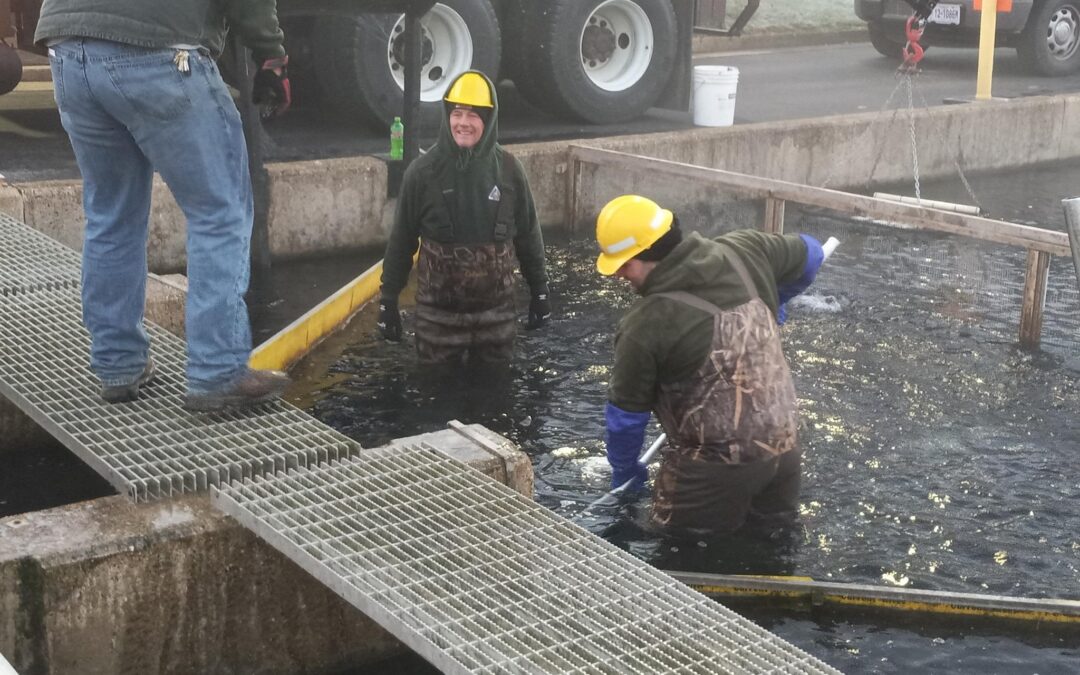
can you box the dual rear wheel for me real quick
[306,0,678,131]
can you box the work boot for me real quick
[100,358,157,404]
[183,368,290,412]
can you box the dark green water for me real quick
[311,161,1080,673]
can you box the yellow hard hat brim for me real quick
[597,250,634,276]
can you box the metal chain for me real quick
[912,79,985,213]
[825,63,982,216]
[822,76,907,191]
[904,72,921,202]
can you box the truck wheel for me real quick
[313,0,501,132]
[1017,0,1080,76]
[0,42,24,96]
[867,21,908,60]
[513,0,677,123]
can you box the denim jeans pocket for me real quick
[48,54,65,109]
[104,51,193,121]
[191,51,239,116]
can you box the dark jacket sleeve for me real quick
[509,155,549,293]
[763,232,809,286]
[379,166,423,300]
[608,315,661,413]
[224,0,286,58]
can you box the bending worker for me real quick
[597,195,824,535]
[378,70,551,363]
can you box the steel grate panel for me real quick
[0,284,360,502]
[0,212,83,294]
[214,444,841,675]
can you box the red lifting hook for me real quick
[901,15,925,70]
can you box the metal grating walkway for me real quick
[0,212,83,295]
[0,213,359,501]
[6,211,841,672]
[214,443,841,675]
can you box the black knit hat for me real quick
[634,216,683,262]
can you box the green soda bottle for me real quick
[390,116,404,160]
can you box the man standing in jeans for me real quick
[35,0,292,411]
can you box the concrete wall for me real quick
[3,93,1080,269]
[0,425,534,675]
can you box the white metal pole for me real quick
[1060,197,1080,293]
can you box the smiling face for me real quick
[449,106,485,149]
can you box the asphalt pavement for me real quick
[699,41,1080,123]
[4,39,1080,183]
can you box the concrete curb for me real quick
[0,425,534,674]
[693,28,867,55]
[6,92,1080,269]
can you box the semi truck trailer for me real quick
[1,0,727,129]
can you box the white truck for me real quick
[855,0,1080,76]
[2,0,724,128]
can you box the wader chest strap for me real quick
[421,165,457,241]
[718,242,759,301]
[493,150,518,242]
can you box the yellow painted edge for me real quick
[687,584,1080,625]
[249,260,384,371]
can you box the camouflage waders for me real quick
[414,239,517,364]
[651,245,800,535]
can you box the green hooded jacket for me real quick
[608,230,808,412]
[34,0,285,59]
[380,71,548,300]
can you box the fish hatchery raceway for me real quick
[3,1,1080,674]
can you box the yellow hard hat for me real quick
[595,195,673,275]
[444,72,494,108]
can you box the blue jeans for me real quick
[49,39,253,392]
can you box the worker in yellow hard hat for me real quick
[596,194,826,536]
[378,70,550,364]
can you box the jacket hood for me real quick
[434,70,499,171]
[641,232,729,296]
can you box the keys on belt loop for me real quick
[173,50,191,75]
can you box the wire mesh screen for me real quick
[571,158,1080,359]
[787,208,1080,359]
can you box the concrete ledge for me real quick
[0,425,533,674]
[145,273,188,338]
[0,403,53,452]
[692,28,866,54]
[4,94,1080,270]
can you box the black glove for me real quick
[526,287,551,330]
[377,297,403,342]
[253,55,291,119]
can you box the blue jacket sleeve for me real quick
[605,401,651,490]
[777,234,824,325]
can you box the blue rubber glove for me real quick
[777,234,824,325]
[605,401,650,491]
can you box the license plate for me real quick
[928,4,962,25]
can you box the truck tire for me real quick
[313,0,501,132]
[1017,0,1080,76]
[511,0,677,124]
[0,42,24,96]
[867,21,908,61]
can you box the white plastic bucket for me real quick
[692,65,738,127]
